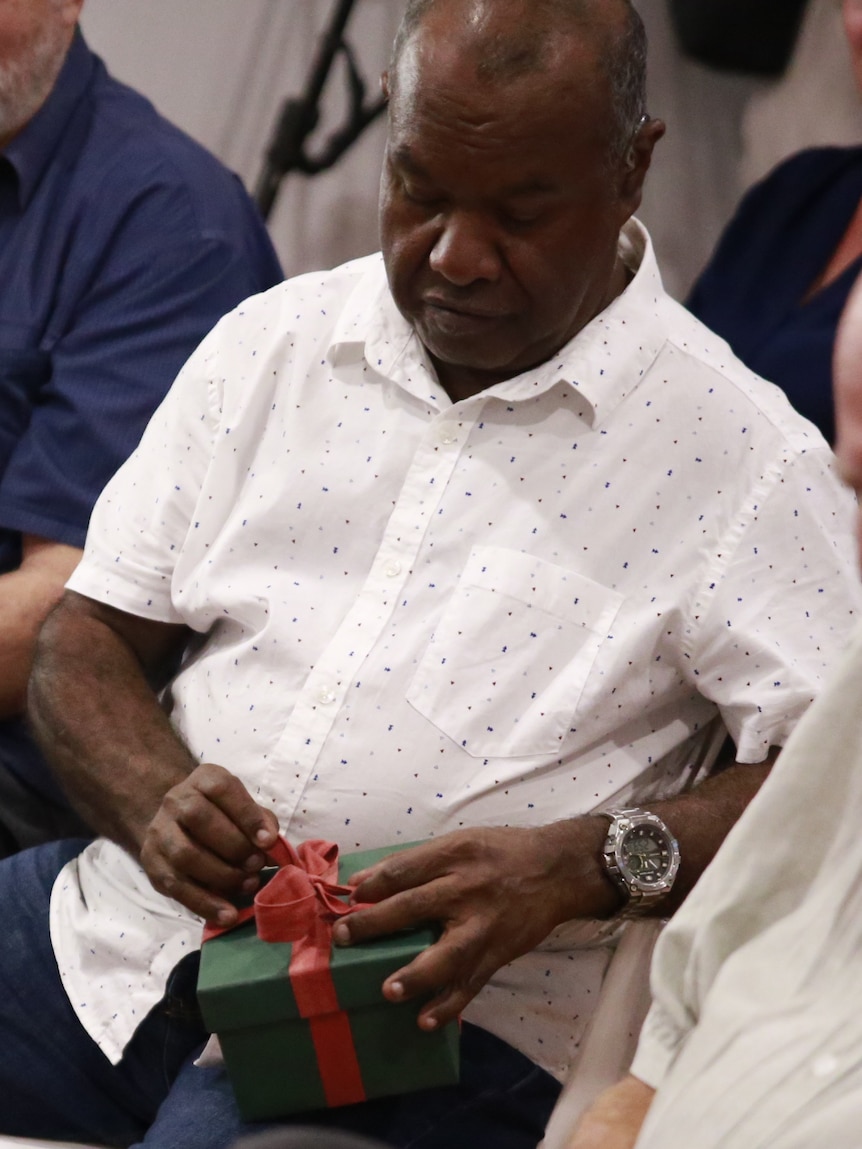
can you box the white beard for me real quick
[0,16,72,147]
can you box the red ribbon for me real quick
[204,836,369,1108]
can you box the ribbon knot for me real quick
[254,836,357,947]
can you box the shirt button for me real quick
[384,560,402,578]
[439,429,457,445]
[317,686,337,705]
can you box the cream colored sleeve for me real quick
[630,622,862,1089]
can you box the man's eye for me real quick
[502,207,543,227]
[400,178,439,206]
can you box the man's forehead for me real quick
[389,24,605,125]
[388,140,562,201]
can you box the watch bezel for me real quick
[614,815,680,895]
[601,808,681,910]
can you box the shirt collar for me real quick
[330,219,668,422]
[3,28,95,210]
[330,256,450,409]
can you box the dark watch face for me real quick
[621,825,673,884]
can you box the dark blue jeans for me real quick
[0,841,561,1148]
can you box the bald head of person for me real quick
[378,0,664,401]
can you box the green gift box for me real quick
[197,840,460,1121]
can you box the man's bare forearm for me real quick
[28,591,195,856]
[547,754,776,923]
[644,754,776,912]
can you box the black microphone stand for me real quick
[254,0,388,221]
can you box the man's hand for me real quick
[140,762,279,925]
[332,821,617,1030]
[566,1075,655,1149]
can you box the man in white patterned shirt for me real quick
[3,0,860,1146]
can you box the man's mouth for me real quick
[420,296,510,339]
[423,294,506,321]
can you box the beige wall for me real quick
[80,0,861,299]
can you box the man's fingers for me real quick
[380,938,493,1027]
[142,829,249,924]
[384,966,476,1028]
[337,880,447,945]
[184,763,279,851]
[141,809,271,925]
[414,986,475,1030]
[160,787,266,869]
[145,860,240,925]
[348,838,458,901]
[147,814,257,890]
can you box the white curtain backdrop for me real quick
[79,0,862,298]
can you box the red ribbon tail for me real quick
[309,1011,367,1107]
[289,885,367,1109]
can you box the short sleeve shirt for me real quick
[55,221,862,1078]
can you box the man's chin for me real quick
[417,324,522,385]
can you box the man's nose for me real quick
[428,212,502,286]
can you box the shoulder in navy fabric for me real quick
[0,29,283,571]
[686,146,862,444]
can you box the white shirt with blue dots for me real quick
[55,220,862,1081]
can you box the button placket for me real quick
[266,405,480,823]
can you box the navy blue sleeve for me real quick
[685,148,862,444]
[0,174,283,549]
[686,150,829,322]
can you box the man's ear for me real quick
[380,71,391,101]
[618,116,665,214]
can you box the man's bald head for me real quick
[389,0,647,164]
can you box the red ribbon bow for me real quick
[204,836,369,1108]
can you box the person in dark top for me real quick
[686,0,862,446]
[0,0,283,855]
[686,147,862,445]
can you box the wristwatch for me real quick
[599,807,680,916]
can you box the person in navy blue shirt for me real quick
[686,0,862,447]
[0,0,283,855]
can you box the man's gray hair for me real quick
[390,0,648,162]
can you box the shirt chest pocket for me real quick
[406,545,624,758]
